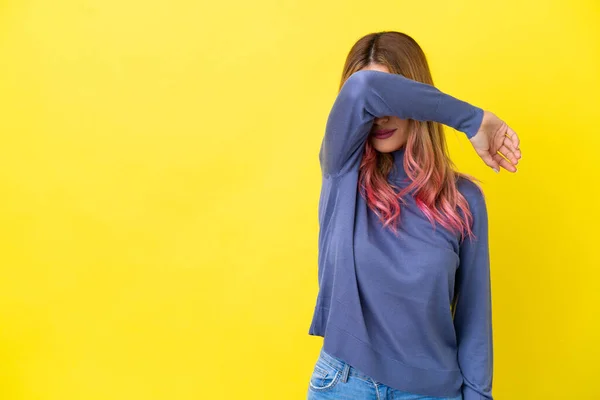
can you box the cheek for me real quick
[393,124,409,140]
[397,119,410,133]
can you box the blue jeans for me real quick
[307,348,462,400]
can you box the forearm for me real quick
[358,70,484,137]
[320,70,483,176]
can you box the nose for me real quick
[374,116,389,124]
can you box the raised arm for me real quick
[319,69,484,176]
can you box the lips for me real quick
[372,128,396,139]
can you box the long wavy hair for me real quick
[339,31,481,242]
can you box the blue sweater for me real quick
[308,70,493,400]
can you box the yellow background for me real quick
[1,0,598,398]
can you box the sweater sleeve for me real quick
[319,69,484,176]
[453,190,494,400]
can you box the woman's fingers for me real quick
[478,149,501,172]
[504,136,521,158]
[503,127,522,160]
[492,124,521,173]
[505,126,520,150]
[497,144,519,165]
[469,113,521,173]
[492,153,517,172]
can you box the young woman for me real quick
[306,31,521,400]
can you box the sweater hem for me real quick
[323,322,463,398]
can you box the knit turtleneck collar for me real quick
[388,145,409,184]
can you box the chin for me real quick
[372,141,404,153]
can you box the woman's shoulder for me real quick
[455,174,489,238]
[455,174,487,211]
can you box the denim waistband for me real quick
[319,347,375,383]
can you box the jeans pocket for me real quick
[309,356,341,392]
